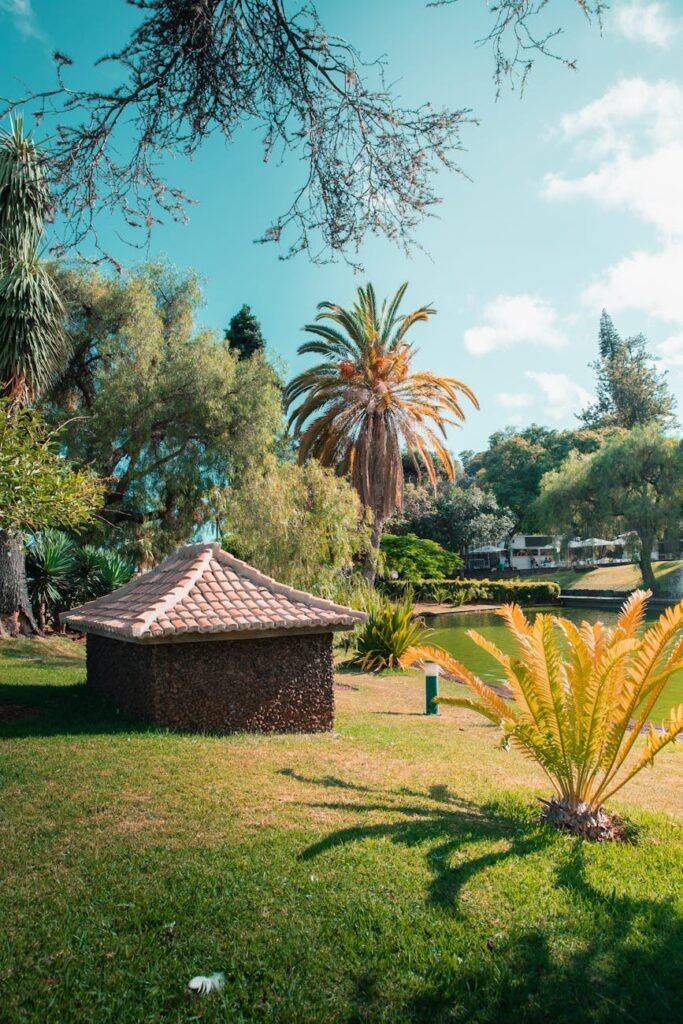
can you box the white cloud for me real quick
[582,243,683,323]
[545,79,683,240]
[544,144,683,238]
[554,78,683,155]
[497,391,533,409]
[546,79,683,337]
[612,1,681,48]
[463,294,568,355]
[0,0,40,38]
[525,371,593,423]
[656,333,683,367]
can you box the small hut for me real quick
[62,543,367,735]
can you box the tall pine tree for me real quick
[598,309,620,360]
[225,305,266,360]
[580,311,677,429]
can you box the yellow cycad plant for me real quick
[403,591,683,839]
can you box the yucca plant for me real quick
[26,530,78,631]
[71,545,135,605]
[90,548,136,594]
[404,591,683,840]
[350,591,437,671]
[26,534,135,628]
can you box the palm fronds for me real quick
[285,283,479,526]
[403,592,683,824]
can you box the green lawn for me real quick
[2,637,683,1023]
[530,559,683,595]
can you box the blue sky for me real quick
[1,0,682,453]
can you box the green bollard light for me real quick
[425,661,440,715]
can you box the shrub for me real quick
[349,591,437,672]
[379,533,462,581]
[26,532,135,629]
[26,530,78,631]
[379,578,560,605]
[404,591,683,840]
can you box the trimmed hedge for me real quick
[379,578,561,606]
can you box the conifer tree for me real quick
[225,305,266,361]
[580,312,676,429]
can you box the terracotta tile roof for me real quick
[61,543,367,642]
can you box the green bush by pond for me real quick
[380,577,561,605]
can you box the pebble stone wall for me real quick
[86,631,335,734]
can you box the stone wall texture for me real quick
[86,632,335,734]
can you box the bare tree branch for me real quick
[0,0,605,264]
[429,0,607,95]
[2,0,474,266]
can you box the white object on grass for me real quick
[188,972,225,994]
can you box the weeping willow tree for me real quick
[0,117,70,635]
[284,283,478,581]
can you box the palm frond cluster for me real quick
[0,116,66,405]
[285,283,478,525]
[404,591,683,833]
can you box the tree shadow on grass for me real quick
[0,681,156,739]
[282,770,552,911]
[408,841,683,1023]
[285,773,683,1022]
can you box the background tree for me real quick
[47,262,283,565]
[465,425,607,529]
[284,282,478,581]
[0,117,71,633]
[225,305,266,361]
[390,482,515,568]
[2,0,604,262]
[597,308,620,360]
[535,426,683,590]
[219,455,365,594]
[0,404,103,635]
[379,533,461,582]
[580,312,677,429]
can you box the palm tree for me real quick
[0,116,68,635]
[284,283,478,580]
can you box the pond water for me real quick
[426,606,683,724]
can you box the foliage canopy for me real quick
[465,426,609,529]
[391,482,515,560]
[579,311,677,430]
[0,402,103,535]
[47,262,283,564]
[220,455,365,594]
[380,533,461,582]
[225,305,266,361]
[535,425,683,590]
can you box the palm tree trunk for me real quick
[0,530,39,636]
[362,514,386,585]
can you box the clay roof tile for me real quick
[61,543,367,642]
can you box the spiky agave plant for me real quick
[404,591,683,839]
[26,530,77,631]
[350,591,437,672]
